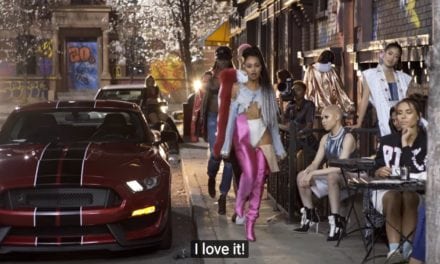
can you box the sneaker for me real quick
[386,250,405,264]
[231,213,245,225]
[218,194,226,215]
[208,177,216,198]
[402,248,412,260]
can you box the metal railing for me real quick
[267,121,379,223]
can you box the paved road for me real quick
[0,155,198,264]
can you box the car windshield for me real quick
[0,109,153,145]
[96,89,143,104]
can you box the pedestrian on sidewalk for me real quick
[144,75,182,153]
[213,43,251,218]
[294,105,358,241]
[200,46,234,215]
[220,46,286,241]
[190,71,211,142]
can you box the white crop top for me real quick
[235,83,264,114]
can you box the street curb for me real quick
[180,144,220,241]
[179,153,199,233]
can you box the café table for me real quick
[346,176,425,263]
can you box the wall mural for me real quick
[67,41,99,90]
[400,0,421,28]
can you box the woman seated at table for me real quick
[372,98,427,263]
[294,105,357,241]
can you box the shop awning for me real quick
[203,21,230,46]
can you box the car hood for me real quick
[0,142,165,187]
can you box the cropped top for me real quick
[234,83,264,113]
[221,83,286,159]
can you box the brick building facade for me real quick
[228,0,431,111]
[0,1,115,103]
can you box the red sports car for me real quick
[0,100,172,253]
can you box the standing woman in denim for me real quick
[354,42,412,136]
[221,46,286,241]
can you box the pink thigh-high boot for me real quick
[232,114,257,219]
[245,147,268,241]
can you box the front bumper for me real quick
[0,189,171,253]
[0,214,171,253]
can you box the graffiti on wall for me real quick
[37,39,53,58]
[400,0,420,28]
[67,41,99,90]
[37,39,53,76]
[0,80,48,102]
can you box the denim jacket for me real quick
[221,84,286,159]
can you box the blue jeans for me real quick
[411,203,425,261]
[207,112,233,195]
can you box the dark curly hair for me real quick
[242,46,279,128]
[384,42,403,70]
[317,50,335,64]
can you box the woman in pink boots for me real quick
[220,46,286,241]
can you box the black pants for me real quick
[229,147,242,189]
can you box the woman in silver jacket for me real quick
[221,46,286,241]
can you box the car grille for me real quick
[1,188,121,209]
[8,225,110,237]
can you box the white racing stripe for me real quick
[80,142,91,186]
[34,143,51,187]
[80,206,83,226]
[33,207,37,227]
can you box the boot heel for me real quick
[327,214,345,241]
[311,209,320,233]
[293,207,319,233]
[314,222,319,233]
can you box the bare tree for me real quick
[163,0,230,81]
[107,0,230,85]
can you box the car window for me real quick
[97,89,143,104]
[0,109,153,144]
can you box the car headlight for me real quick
[126,180,144,192]
[143,176,160,190]
[126,176,160,193]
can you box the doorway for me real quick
[66,39,99,90]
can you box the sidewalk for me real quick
[180,141,387,264]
